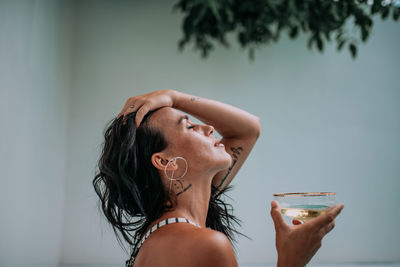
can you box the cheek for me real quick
[178,138,210,160]
[171,136,201,157]
[175,134,228,163]
[179,134,206,149]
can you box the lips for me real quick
[214,140,224,148]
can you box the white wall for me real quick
[60,0,400,266]
[0,1,70,267]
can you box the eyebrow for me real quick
[177,115,189,125]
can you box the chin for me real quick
[226,155,233,167]
[219,156,233,170]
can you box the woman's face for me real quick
[149,107,232,173]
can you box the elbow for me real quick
[252,116,261,139]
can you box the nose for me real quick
[203,124,214,136]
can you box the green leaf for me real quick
[381,8,390,19]
[208,0,221,21]
[175,0,398,60]
[238,32,247,47]
[323,30,331,41]
[393,7,400,21]
[307,36,314,50]
[371,3,381,15]
[335,30,343,41]
[226,9,234,23]
[366,17,373,27]
[349,43,357,58]
[337,39,346,51]
[332,3,341,21]
[289,26,298,39]
[300,21,307,31]
[361,26,369,42]
[316,36,324,51]
[178,39,187,51]
[192,6,208,26]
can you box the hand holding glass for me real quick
[273,192,336,224]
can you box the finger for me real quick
[319,220,335,236]
[270,201,288,232]
[117,109,126,119]
[117,98,132,119]
[310,241,322,259]
[122,102,145,125]
[121,106,137,125]
[122,104,137,117]
[135,103,151,128]
[313,204,344,229]
[118,107,130,119]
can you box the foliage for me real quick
[173,0,400,60]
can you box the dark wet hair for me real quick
[93,110,245,255]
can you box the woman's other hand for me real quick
[117,89,177,127]
[270,201,344,267]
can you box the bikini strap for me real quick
[125,217,200,267]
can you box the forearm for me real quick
[172,90,260,139]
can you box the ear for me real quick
[151,153,178,172]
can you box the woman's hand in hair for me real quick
[117,89,177,127]
[270,201,344,267]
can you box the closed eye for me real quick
[187,125,195,129]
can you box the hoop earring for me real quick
[164,157,188,194]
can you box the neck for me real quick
[159,171,214,228]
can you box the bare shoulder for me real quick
[136,224,238,267]
[181,227,238,267]
[189,227,231,247]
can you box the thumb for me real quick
[270,201,288,232]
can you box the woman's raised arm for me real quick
[117,89,261,195]
[171,90,260,195]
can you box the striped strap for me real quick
[139,217,199,246]
[126,217,200,267]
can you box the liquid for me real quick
[281,205,329,222]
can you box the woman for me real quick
[93,89,344,267]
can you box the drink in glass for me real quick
[273,192,336,223]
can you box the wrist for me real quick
[170,90,186,109]
[277,256,305,267]
[277,257,289,267]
